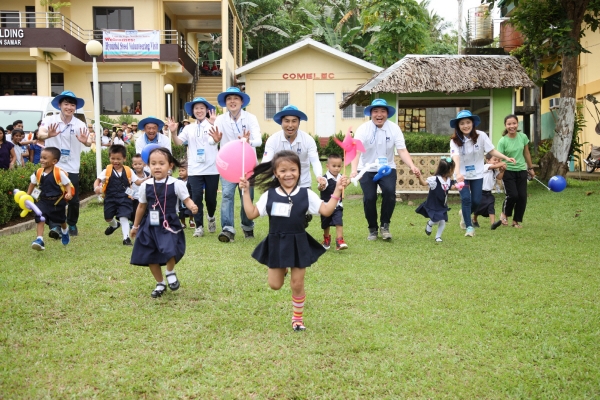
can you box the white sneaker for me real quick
[207,216,216,233]
[193,226,204,237]
[459,210,466,230]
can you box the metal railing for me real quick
[1,12,196,61]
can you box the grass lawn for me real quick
[1,178,599,398]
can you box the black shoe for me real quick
[49,227,61,240]
[151,283,167,298]
[491,220,502,230]
[244,230,254,239]
[472,221,480,228]
[105,222,121,236]
[304,214,313,228]
[69,225,78,236]
[166,272,180,291]
[218,230,234,243]
[123,237,132,246]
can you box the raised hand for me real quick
[166,117,179,134]
[75,127,90,144]
[209,126,222,143]
[239,129,250,142]
[208,109,216,125]
[46,123,60,138]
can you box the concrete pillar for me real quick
[36,59,51,96]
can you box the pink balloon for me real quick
[216,140,257,183]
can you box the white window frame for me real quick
[342,92,366,119]
[264,92,289,120]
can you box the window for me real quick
[228,8,234,54]
[26,6,35,28]
[51,73,64,97]
[92,82,141,115]
[265,93,289,120]
[542,72,561,99]
[164,14,171,44]
[342,92,366,119]
[93,7,134,39]
[0,11,19,28]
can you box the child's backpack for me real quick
[102,164,133,198]
[35,166,76,204]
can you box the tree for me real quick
[491,0,600,178]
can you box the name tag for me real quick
[196,148,206,163]
[271,202,291,217]
[60,149,71,163]
[465,165,476,178]
[377,156,388,167]
[125,187,133,196]
[31,187,41,200]
[149,210,160,226]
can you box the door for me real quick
[315,93,336,136]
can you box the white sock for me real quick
[119,217,130,239]
[108,218,118,228]
[436,220,446,239]
[61,227,68,235]
[166,270,177,284]
[156,280,166,289]
[426,220,434,234]
[37,236,43,241]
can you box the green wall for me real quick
[541,112,556,140]
[491,88,513,146]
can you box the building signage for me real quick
[103,30,160,60]
[282,73,335,80]
[0,29,24,46]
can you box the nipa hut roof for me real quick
[339,55,535,109]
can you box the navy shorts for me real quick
[474,191,495,217]
[36,198,67,225]
[320,207,343,229]
[104,197,133,220]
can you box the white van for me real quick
[0,95,86,133]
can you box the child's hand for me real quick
[239,177,249,190]
[64,192,72,201]
[130,226,138,239]
[335,176,349,189]
[94,186,102,194]
[189,203,199,214]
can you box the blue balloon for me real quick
[548,175,567,192]
[141,143,161,164]
[373,165,392,182]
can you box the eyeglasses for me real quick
[441,156,452,163]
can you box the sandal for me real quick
[151,283,167,298]
[500,214,508,226]
[292,321,306,331]
[512,223,523,229]
[166,272,180,291]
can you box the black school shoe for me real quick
[304,214,312,228]
[49,227,61,240]
[244,230,254,239]
[123,237,132,246]
[166,272,180,291]
[105,222,121,235]
[151,283,167,298]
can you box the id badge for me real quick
[125,187,134,196]
[271,202,291,217]
[377,156,388,167]
[196,148,206,163]
[465,165,476,178]
[60,149,71,163]
[149,210,160,226]
[31,187,41,200]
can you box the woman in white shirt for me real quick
[111,128,126,146]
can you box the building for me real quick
[235,38,383,136]
[0,0,243,122]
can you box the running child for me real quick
[130,147,198,298]
[177,160,195,229]
[239,150,348,331]
[93,145,135,245]
[27,146,74,250]
[415,157,456,243]
[317,153,347,250]
[130,153,150,223]
[475,153,506,229]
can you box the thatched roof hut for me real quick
[340,55,535,109]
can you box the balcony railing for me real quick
[2,12,196,61]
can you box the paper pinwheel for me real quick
[334,128,365,165]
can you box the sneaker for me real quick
[189,219,195,229]
[465,227,475,237]
[31,238,45,251]
[244,230,254,239]
[61,231,70,246]
[322,235,331,250]
[123,237,133,246]
[472,220,480,228]
[207,216,217,233]
[218,230,234,243]
[69,225,78,236]
[367,230,378,241]
[459,210,466,230]
[336,238,348,251]
[151,283,167,298]
[193,226,204,237]
[380,223,392,241]
[435,237,443,243]
[105,222,120,236]
[49,227,61,240]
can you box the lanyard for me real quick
[195,121,207,145]
[57,117,74,150]
[370,123,388,158]
[229,111,245,135]
[144,134,158,144]
[152,178,180,234]
[279,185,297,207]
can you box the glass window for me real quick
[265,93,289,120]
[93,7,134,39]
[342,92,366,119]
[0,11,19,28]
[93,82,141,115]
[542,71,561,99]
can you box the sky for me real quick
[424,0,502,37]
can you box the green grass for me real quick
[1,178,600,398]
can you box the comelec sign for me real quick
[282,73,335,80]
[0,29,24,46]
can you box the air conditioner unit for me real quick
[549,98,560,109]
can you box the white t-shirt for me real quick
[262,130,322,188]
[425,175,452,191]
[178,119,219,175]
[135,133,172,155]
[131,170,150,200]
[30,169,71,185]
[40,113,88,174]
[112,136,125,146]
[449,130,495,180]
[13,143,27,166]
[138,176,190,213]
[101,135,111,146]
[214,110,262,148]
[255,187,323,217]
[482,164,500,191]
[354,120,406,172]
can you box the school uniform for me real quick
[252,187,325,268]
[130,177,189,267]
[415,176,452,222]
[130,170,150,221]
[474,164,499,218]
[320,171,343,229]
[178,178,193,220]
[30,169,71,225]
[97,167,134,220]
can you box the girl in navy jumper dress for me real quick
[415,157,456,242]
[239,150,348,331]
[130,147,198,298]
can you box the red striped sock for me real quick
[292,294,306,326]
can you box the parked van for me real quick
[0,95,86,133]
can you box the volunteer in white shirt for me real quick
[168,97,219,238]
[211,87,262,243]
[38,90,91,238]
[135,116,172,155]
[350,98,421,242]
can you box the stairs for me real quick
[193,76,222,109]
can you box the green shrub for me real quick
[404,132,451,153]
[322,131,346,158]
[256,133,270,159]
